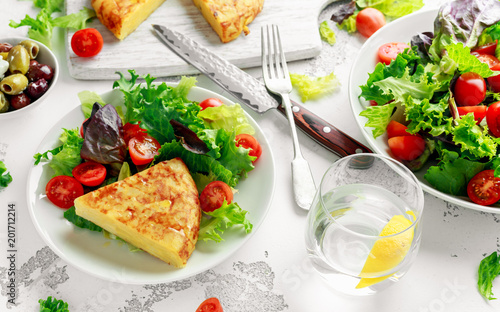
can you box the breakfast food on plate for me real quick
[193,0,265,43]
[91,0,167,40]
[74,158,202,268]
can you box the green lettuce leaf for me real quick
[198,104,255,136]
[39,296,69,312]
[452,114,498,159]
[63,207,103,232]
[290,72,340,102]
[0,161,13,189]
[478,251,500,300]
[357,0,424,18]
[319,21,336,45]
[198,200,253,243]
[78,90,106,118]
[338,14,357,33]
[446,43,498,78]
[359,102,396,138]
[405,96,453,137]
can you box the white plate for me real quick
[349,8,500,214]
[27,84,276,284]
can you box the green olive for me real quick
[0,91,9,113]
[7,45,30,75]
[0,74,28,95]
[19,40,40,59]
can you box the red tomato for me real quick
[386,120,411,139]
[453,72,486,106]
[487,63,500,93]
[72,161,107,187]
[200,181,233,212]
[472,40,498,56]
[196,297,223,312]
[486,101,500,137]
[80,118,89,138]
[71,28,103,57]
[369,100,378,106]
[356,8,386,38]
[199,98,223,110]
[457,105,487,124]
[123,122,147,144]
[45,175,84,209]
[467,170,500,206]
[388,135,426,161]
[235,133,262,163]
[378,42,410,65]
[473,53,500,68]
[128,134,161,165]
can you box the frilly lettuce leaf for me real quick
[198,104,255,136]
[0,161,12,189]
[359,102,396,138]
[446,43,498,77]
[319,21,336,45]
[405,96,453,137]
[452,114,498,159]
[39,296,69,312]
[357,0,424,18]
[290,72,340,102]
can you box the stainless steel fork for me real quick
[261,24,316,210]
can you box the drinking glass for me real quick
[305,153,424,296]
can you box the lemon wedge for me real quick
[356,213,414,289]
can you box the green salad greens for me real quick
[0,161,12,189]
[478,251,500,300]
[39,296,69,312]
[359,0,500,200]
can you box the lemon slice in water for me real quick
[356,213,414,289]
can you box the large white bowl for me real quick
[0,37,59,118]
[349,8,500,214]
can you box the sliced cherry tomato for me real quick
[369,100,378,106]
[72,161,107,187]
[196,297,223,312]
[388,135,426,161]
[457,105,487,124]
[356,8,386,38]
[386,120,411,139]
[473,53,500,68]
[472,40,498,56]
[71,28,103,57]
[487,63,500,93]
[200,181,233,212]
[45,175,84,209]
[199,98,223,110]
[235,133,262,163]
[453,72,486,106]
[467,170,500,206]
[486,101,500,137]
[128,134,161,165]
[80,118,89,138]
[378,42,410,65]
[123,122,147,145]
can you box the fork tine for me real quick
[274,25,290,82]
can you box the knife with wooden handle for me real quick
[152,24,372,158]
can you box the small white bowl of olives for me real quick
[0,37,59,117]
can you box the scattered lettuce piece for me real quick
[478,251,500,300]
[39,296,69,312]
[319,21,336,45]
[0,161,12,189]
[338,14,357,33]
[290,72,340,102]
[198,200,253,243]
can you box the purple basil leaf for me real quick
[80,104,127,164]
[436,0,500,48]
[170,119,209,155]
[411,31,434,62]
[331,1,356,25]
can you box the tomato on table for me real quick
[196,297,223,312]
[388,135,426,161]
[72,161,107,187]
[199,98,223,110]
[472,40,498,56]
[467,170,500,206]
[200,181,233,212]
[487,63,500,93]
[386,120,412,139]
[235,134,262,163]
[378,42,410,65]
[71,28,103,57]
[128,134,161,165]
[45,175,84,209]
[356,8,386,38]
[453,72,486,106]
[457,105,487,124]
[486,101,500,137]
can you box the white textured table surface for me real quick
[2,0,500,311]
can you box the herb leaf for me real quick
[478,251,500,300]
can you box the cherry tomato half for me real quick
[199,98,223,110]
[472,40,498,56]
[196,297,223,312]
[235,133,262,163]
[46,175,84,209]
[200,181,233,213]
[356,8,386,38]
[128,134,161,166]
[486,101,500,137]
[473,53,500,68]
[71,28,103,57]
[467,170,500,206]
[72,161,107,187]
[453,72,486,106]
[378,42,410,65]
[386,120,411,139]
[457,105,487,124]
[388,135,426,161]
[123,122,147,145]
[488,63,500,93]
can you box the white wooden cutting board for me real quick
[65,0,341,80]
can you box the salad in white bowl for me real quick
[356,0,500,207]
